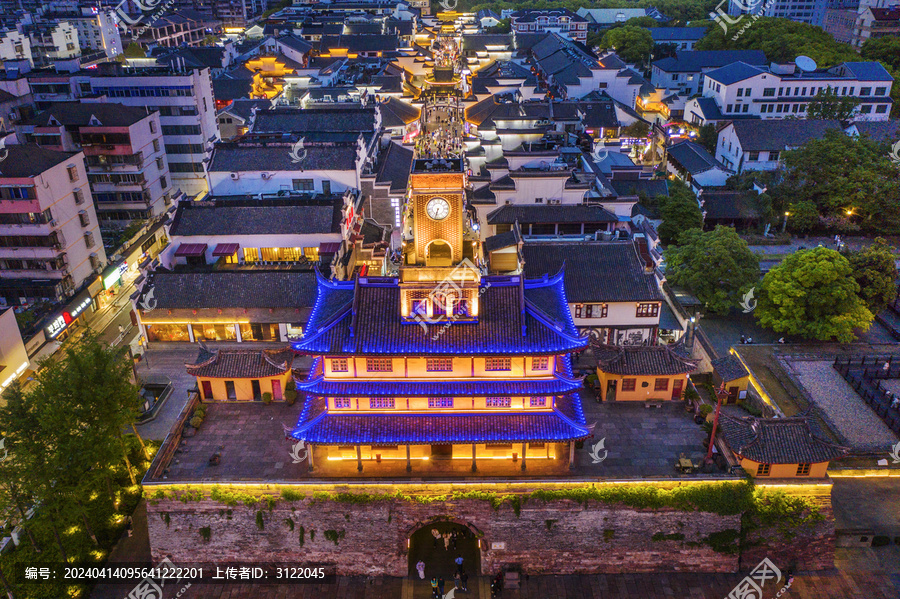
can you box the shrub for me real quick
[189,416,203,429]
[256,511,265,530]
[262,392,273,405]
[284,387,298,406]
[324,529,345,545]
[699,404,713,417]
[199,526,211,542]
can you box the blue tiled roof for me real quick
[291,393,589,444]
[650,27,706,43]
[293,272,586,356]
[705,62,766,85]
[842,62,894,82]
[652,50,767,73]
[297,376,582,397]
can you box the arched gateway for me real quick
[407,520,482,579]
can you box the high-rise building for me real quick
[0,144,106,306]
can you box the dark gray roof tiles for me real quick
[522,242,662,303]
[592,343,698,376]
[141,270,318,310]
[711,355,749,382]
[718,414,850,465]
[169,198,343,236]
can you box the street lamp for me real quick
[781,211,790,233]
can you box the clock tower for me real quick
[399,157,482,323]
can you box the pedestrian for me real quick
[460,569,468,591]
[740,334,746,344]
[417,560,426,580]
[443,532,451,550]
[454,554,464,573]
[454,571,461,589]
[438,576,445,595]
[432,528,441,547]
[431,577,439,598]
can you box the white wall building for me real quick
[715,119,843,173]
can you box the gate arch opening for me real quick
[407,520,482,580]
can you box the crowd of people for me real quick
[415,526,473,597]
[416,102,464,159]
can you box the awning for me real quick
[319,242,341,254]
[212,243,240,256]
[174,243,208,257]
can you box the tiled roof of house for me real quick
[848,119,900,142]
[169,197,343,236]
[701,191,761,221]
[592,343,698,376]
[292,272,586,356]
[487,204,618,225]
[220,98,272,122]
[138,270,318,310]
[667,140,727,175]
[208,142,359,172]
[0,144,73,178]
[522,242,662,303]
[729,119,842,152]
[483,227,522,253]
[186,347,294,378]
[250,106,376,133]
[711,354,749,382]
[704,61,766,85]
[375,141,413,194]
[652,50,767,73]
[718,414,850,464]
[213,77,253,101]
[462,33,513,52]
[609,178,668,199]
[379,96,420,127]
[27,102,151,127]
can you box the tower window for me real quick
[529,396,546,407]
[366,358,393,372]
[426,358,453,372]
[369,397,395,409]
[428,397,454,408]
[532,357,549,371]
[333,398,351,409]
[757,463,771,477]
[486,397,512,408]
[331,358,348,372]
[485,357,511,371]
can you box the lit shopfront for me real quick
[43,287,97,342]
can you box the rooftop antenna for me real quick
[795,55,817,73]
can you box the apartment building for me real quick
[0,144,106,306]
[853,4,900,46]
[26,64,217,197]
[0,30,32,66]
[651,50,768,97]
[689,60,894,123]
[18,103,171,227]
[130,10,219,49]
[20,18,79,67]
[727,0,829,27]
[49,6,123,59]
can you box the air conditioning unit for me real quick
[48,219,57,227]
[230,172,240,180]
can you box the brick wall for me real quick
[147,496,742,575]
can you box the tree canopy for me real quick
[780,130,900,235]
[665,226,761,314]
[600,25,654,65]
[655,180,704,245]
[861,36,900,72]
[846,238,898,315]
[696,18,857,67]
[123,42,146,59]
[755,247,873,342]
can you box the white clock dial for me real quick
[426,197,450,221]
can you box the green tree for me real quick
[656,181,703,245]
[860,36,900,72]
[621,120,650,138]
[787,200,820,234]
[486,19,511,33]
[847,238,898,315]
[665,226,761,314]
[123,42,146,58]
[805,88,859,120]
[780,130,900,234]
[600,25,654,65]
[755,247,873,342]
[697,123,718,154]
[696,18,857,66]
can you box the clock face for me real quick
[426,197,451,221]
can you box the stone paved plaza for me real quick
[789,359,899,450]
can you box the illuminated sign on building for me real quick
[44,292,94,339]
